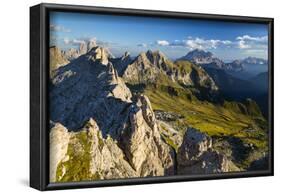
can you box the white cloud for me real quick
[62,37,116,49]
[50,24,71,32]
[237,35,267,42]
[63,38,70,44]
[238,40,251,49]
[72,39,86,44]
[156,40,170,46]
[63,37,98,46]
[89,37,97,42]
[168,37,232,50]
[236,35,268,49]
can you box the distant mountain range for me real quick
[178,49,268,114]
[179,49,268,79]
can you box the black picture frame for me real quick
[30,3,274,191]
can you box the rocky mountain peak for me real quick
[49,46,69,77]
[78,39,98,55]
[63,48,80,61]
[86,46,111,65]
[179,49,229,71]
[123,51,130,58]
[79,42,87,55]
[87,39,97,52]
[181,49,214,63]
[122,50,173,84]
[136,50,168,66]
[111,51,133,76]
[50,46,132,131]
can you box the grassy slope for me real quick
[143,81,269,170]
[144,84,268,149]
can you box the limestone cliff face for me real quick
[177,128,238,174]
[63,48,79,61]
[49,46,69,77]
[51,119,137,182]
[122,50,174,84]
[121,50,218,91]
[120,95,175,176]
[49,123,70,182]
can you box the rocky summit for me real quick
[121,50,218,91]
[50,46,132,134]
[180,49,245,72]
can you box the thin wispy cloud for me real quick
[64,38,86,45]
[156,40,170,46]
[137,43,147,47]
[50,24,71,33]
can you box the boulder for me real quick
[177,127,235,174]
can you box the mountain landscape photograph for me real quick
[48,11,269,183]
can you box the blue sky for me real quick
[50,11,268,61]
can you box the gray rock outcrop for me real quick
[120,95,175,176]
[52,119,138,182]
[63,48,79,61]
[177,128,236,174]
[49,123,70,182]
[49,46,69,77]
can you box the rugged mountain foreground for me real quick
[49,45,268,182]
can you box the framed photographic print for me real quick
[30,3,274,191]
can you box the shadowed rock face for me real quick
[111,51,133,76]
[50,46,132,134]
